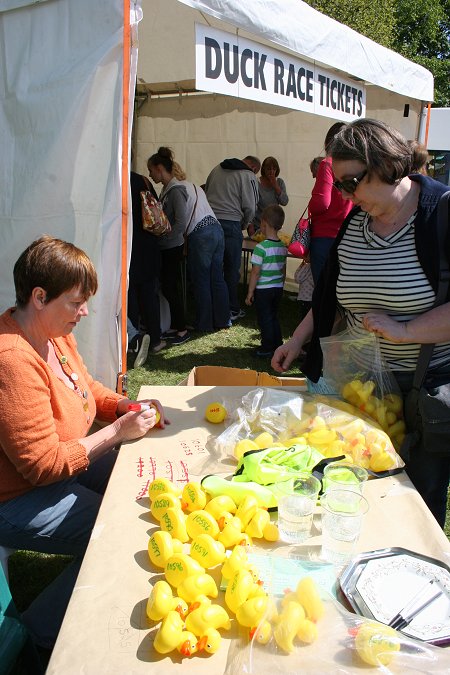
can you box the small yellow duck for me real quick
[147,530,183,569]
[177,572,218,604]
[146,580,188,622]
[185,598,231,636]
[196,627,222,654]
[153,610,186,654]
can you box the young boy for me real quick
[245,204,288,357]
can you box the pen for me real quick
[128,403,151,412]
[388,580,441,629]
[390,588,444,631]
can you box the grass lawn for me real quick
[7,284,450,671]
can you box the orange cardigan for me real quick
[0,309,124,501]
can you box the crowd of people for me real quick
[1,119,447,663]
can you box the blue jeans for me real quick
[187,221,230,331]
[0,449,118,647]
[310,237,335,283]
[219,219,243,314]
[254,286,283,352]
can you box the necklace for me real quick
[362,211,417,249]
[50,340,91,424]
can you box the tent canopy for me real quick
[177,0,433,102]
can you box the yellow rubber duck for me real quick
[159,506,189,543]
[148,478,181,502]
[190,534,226,568]
[177,572,218,604]
[235,495,259,529]
[153,610,186,654]
[176,631,199,657]
[196,627,222,654]
[225,569,254,613]
[217,519,245,549]
[150,492,181,521]
[164,553,204,588]
[250,620,272,644]
[185,597,231,636]
[181,482,207,513]
[273,600,306,653]
[204,495,237,519]
[235,595,269,629]
[245,508,270,538]
[221,544,248,580]
[146,580,188,622]
[185,509,220,539]
[147,530,183,569]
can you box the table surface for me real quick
[47,386,450,674]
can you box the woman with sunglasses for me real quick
[307,122,353,283]
[272,118,450,527]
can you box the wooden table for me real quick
[47,386,450,674]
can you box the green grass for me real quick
[6,284,450,671]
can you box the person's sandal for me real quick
[150,340,167,353]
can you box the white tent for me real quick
[0,0,433,388]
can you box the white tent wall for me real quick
[0,0,138,388]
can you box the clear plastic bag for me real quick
[319,329,406,451]
[209,388,404,476]
[224,553,450,674]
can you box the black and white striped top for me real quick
[337,210,450,371]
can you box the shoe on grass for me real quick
[150,340,167,354]
[230,309,246,321]
[129,333,150,368]
[171,332,191,345]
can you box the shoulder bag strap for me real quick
[412,190,450,391]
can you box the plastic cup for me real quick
[277,473,321,544]
[320,488,369,565]
[322,462,368,494]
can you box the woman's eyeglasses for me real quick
[333,170,367,194]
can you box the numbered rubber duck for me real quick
[225,568,254,614]
[148,530,183,569]
[150,492,182,521]
[164,553,204,588]
[190,533,226,568]
[221,544,248,580]
[148,478,181,502]
[159,506,189,543]
[181,482,207,513]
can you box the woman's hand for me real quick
[116,398,168,428]
[271,337,304,373]
[362,312,408,343]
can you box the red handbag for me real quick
[288,207,311,258]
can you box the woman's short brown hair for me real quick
[14,235,98,308]
[261,156,280,178]
[329,118,412,184]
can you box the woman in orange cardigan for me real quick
[0,235,166,649]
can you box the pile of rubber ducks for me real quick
[251,231,291,247]
[145,477,325,658]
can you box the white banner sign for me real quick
[195,24,366,121]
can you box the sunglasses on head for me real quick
[333,170,367,194]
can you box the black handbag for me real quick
[401,191,450,458]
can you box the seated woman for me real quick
[148,147,230,333]
[0,235,166,648]
[249,156,289,236]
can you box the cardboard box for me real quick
[179,365,306,387]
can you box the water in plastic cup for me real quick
[277,473,321,544]
[320,489,369,564]
[323,462,368,494]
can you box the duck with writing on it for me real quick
[146,580,188,622]
[185,596,231,636]
[220,543,249,580]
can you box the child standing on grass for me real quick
[245,204,288,357]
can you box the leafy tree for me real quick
[305,0,450,105]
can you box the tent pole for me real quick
[118,0,131,394]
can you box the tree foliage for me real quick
[305,0,450,106]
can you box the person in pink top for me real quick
[308,122,352,282]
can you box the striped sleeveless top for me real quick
[336,210,450,372]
